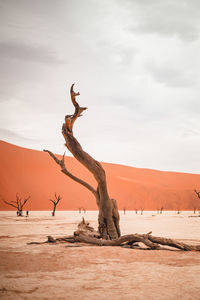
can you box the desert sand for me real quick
[0,140,200,211]
[0,210,200,300]
[1,140,200,299]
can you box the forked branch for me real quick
[194,189,200,199]
[43,149,97,198]
[1,194,30,215]
[2,199,18,209]
[49,193,62,206]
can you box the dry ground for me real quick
[0,211,200,300]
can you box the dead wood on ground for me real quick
[28,218,200,251]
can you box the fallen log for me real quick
[28,218,200,251]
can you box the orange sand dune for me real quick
[0,140,199,211]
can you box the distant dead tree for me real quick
[1,194,30,216]
[193,206,197,214]
[157,199,164,214]
[175,199,181,214]
[50,193,62,216]
[193,190,200,213]
[194,189,200,200]
[78,207,86,214]
[133,199,139,214]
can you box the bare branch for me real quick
[10,200,19,205]
[20,196,30,210]
[194,189,200,199]
[64,83,87,133]
[56,194,62,204]
[1,194,30,212]
[53,193,62,205]
[19,198,22,211]
[43,149,97,198]
[2,199,18,209]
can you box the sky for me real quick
[0,0,200,174]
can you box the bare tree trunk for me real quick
[44,84,120,239]
[62,85,120,239]
[52,207,55,216]
[62,131,120,239]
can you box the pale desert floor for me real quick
[0,211,200,300]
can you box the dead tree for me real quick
[40,84,200,250]
[194,189,200,200]
[194,190,200,213]
[78,207,86,214]
[157,206,163,214]
[1,194,30,216]
[50,193,62,216]
[44,84,120,239]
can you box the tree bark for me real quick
[44,84,120,239]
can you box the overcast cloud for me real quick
[0,0,200,173]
